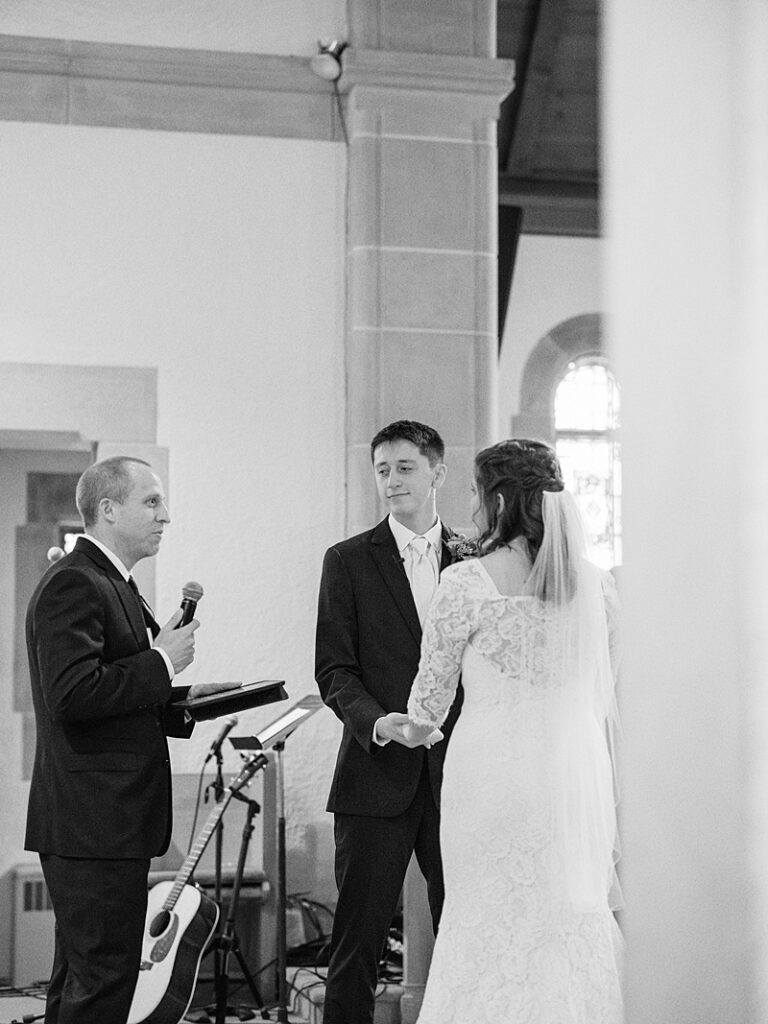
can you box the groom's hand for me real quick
[377,711,444,748]
[375,711,410,745]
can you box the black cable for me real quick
[332,80,349,145]
[0,984,46,1024]
[186,757,209,855]
[289,972,326,994]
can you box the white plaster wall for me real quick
[498,233,604,435]
[0,0,347,55]
[0,120,346,903]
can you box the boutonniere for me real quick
[445,533,480,560]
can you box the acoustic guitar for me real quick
[128,752,268,1024]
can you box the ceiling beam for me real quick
[499,176,599,236]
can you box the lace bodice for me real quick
[407,558,619,731]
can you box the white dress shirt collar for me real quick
[80,534,131,581]
[387,514,443,555]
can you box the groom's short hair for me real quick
[370,420,445,467]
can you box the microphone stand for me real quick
[215,789,267,1023]
[203,748,268,1024]
[209,745,226,1018]
[275,740,288,1023]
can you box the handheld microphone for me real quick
[47,546,66,564]
[176,581,204,628]
[205,715,238,763]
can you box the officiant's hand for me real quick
[154,609,198,673]
[188,681,243,700]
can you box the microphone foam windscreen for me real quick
[182,581,204,602]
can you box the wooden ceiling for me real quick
[497,0,599,236]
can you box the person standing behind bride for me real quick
[398,438,623,1024]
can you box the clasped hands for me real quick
[378,711,444,750]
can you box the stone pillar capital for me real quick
[339,47,514,115]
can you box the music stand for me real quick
[230,695,324,1023]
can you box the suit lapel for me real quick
[440,523,457,572]
[370,519,422,647]
[73,538,150,650]
[119,580,153,649]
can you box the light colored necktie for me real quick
[408,536,436,627]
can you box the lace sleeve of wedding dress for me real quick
[407,564,482,729]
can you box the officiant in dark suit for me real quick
[316,420,463,1024]
[24,455,233,1024]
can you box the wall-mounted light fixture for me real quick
[310,38,347,82]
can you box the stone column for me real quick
[340,4,513,1020]
[342,3,514,537]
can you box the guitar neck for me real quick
[160,753,266,913]
[163,796,232,911]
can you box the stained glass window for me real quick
[554,360,621,569]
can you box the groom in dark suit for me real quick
[316,420,462,1024]
[24,455,232,1024]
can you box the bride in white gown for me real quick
[402,439,623,1024]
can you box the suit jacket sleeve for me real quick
[162,689,194,738]
[315,546,386,754]
[32,566,176,723]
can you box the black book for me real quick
[172,679,288,721]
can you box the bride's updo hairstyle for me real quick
[474,439,564,561]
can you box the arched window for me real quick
[554,359,621,568]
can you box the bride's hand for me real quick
[423,727,444,749]
[403,722,444,749]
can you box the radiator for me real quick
[12,864,54,987]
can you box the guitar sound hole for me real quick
[149,911,171,937]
